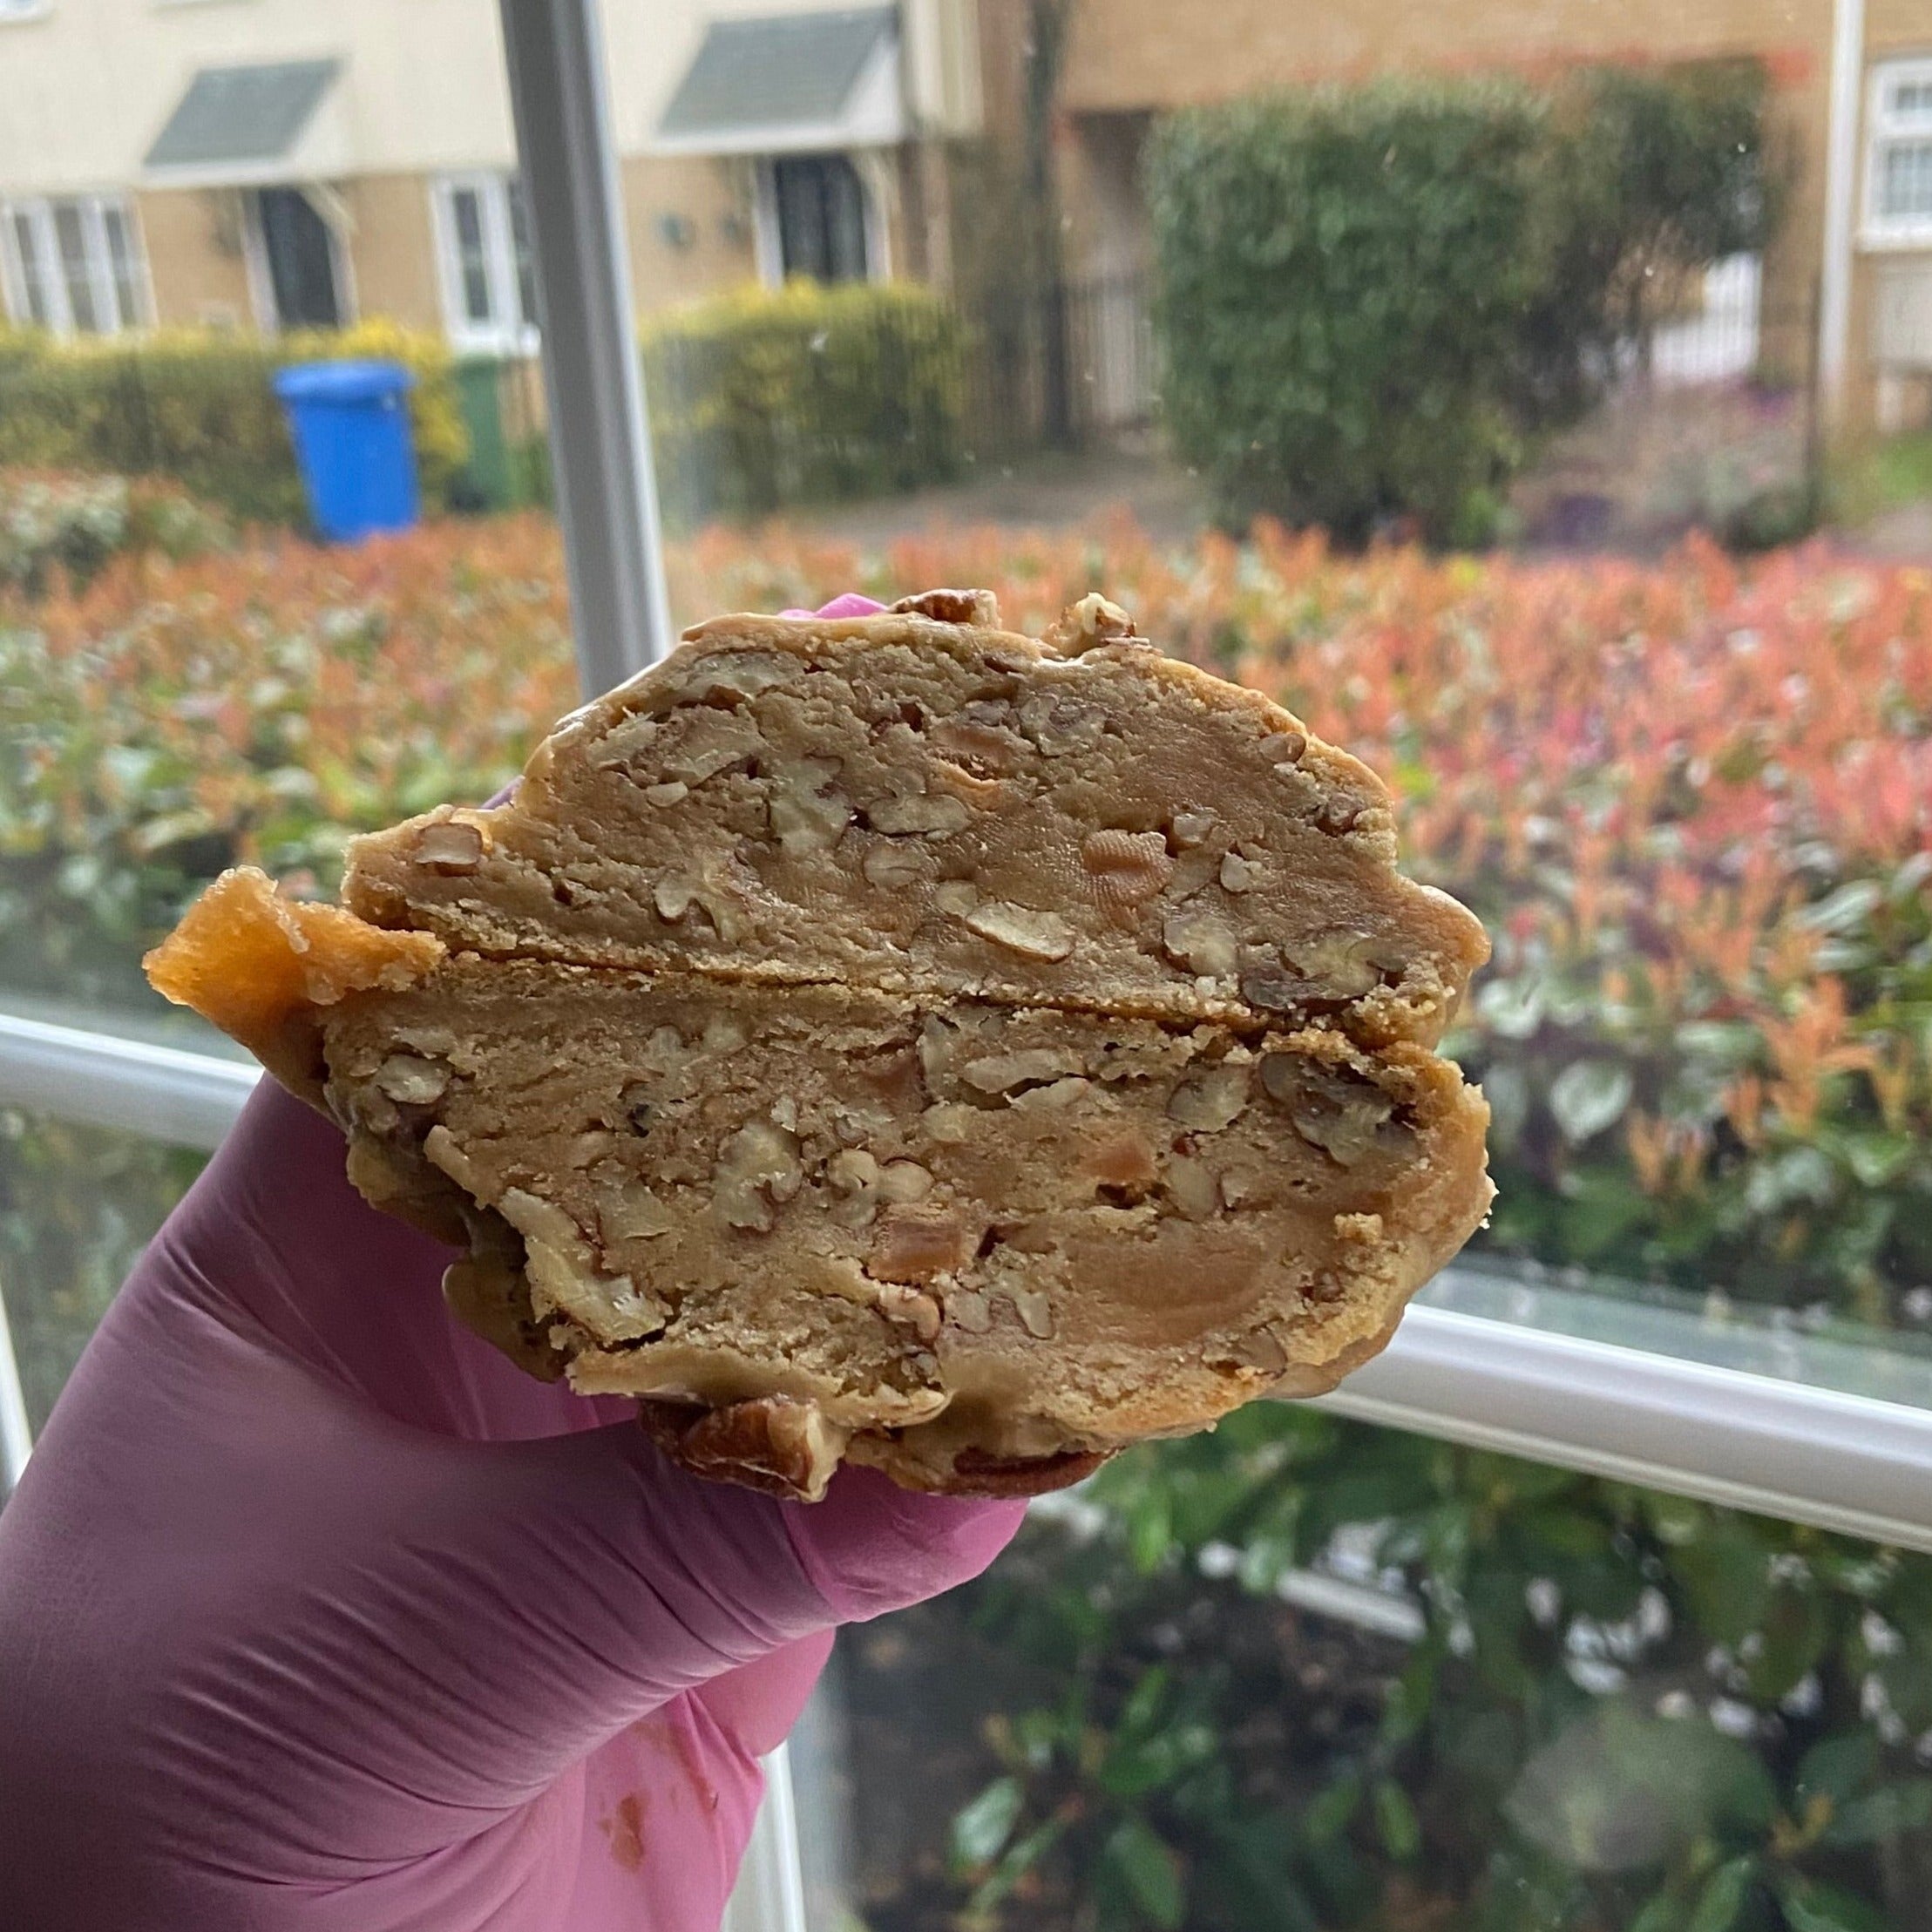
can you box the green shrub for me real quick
[894,1404,1932,1932]
[1149,82,1546,545]
[0,470,229,595]
[0,320,469,525]
[1519,60,1779,424]
[641,279,967,525]
[1149,64,1779,544]
[0,1111,203,1430]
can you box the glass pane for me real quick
[619,6,1932,1414]
[257,187,341,330]
[0,6,564,1038]
[0,1112,203,1433]
[450,186,494,324]
[830,1416,1932,1932]
[506,177,539,330]
[99,202,140,329]
[51,201,98,334]
[773,155,868,284]
[9,209,50,327]
[1881,140,1932,220]
[1888,77,1932,123]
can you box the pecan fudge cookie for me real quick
[344,591,1482,1049]
[147,591,1493,1500]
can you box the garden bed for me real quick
[4,495,1931,1928]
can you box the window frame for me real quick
[751,151,890,289]
[0,4,1925,1914]
[1,0,1929,1623]
[240,185,356,334]
[429,170,540,357]
[1861,55,1932,249]
[0,193,151,336]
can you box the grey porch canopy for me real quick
[145,60,342,181]
[654,9,903,154]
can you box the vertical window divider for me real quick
[80,197,116,339]
[498,0,672,693]
[491,10,801,1915]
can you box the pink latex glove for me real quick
[0,593,1025,1930]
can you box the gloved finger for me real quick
[690,1630,836,1760]
[779,593,885,620]
[563,1690,769,1930]
[29,1244,1011,1832]
[358,1428,1020,1806]
[163,1078,626,1444]
[784,1464,1027,1623]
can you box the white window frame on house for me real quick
[1861,56,1932,248]
[429,170,540,356]
[0,193,151,336]
[239,184,356,334]
[750,151,891,289]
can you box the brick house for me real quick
[0,0,1926,437]
[981,0,1932,434]
[0,0,980,349]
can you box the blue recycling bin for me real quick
[273,360,421,543]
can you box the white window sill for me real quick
[448,327,541,360]
[1860,226,1932,253]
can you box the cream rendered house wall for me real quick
[0,0,983,329]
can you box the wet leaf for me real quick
[1776,1874,1890,1932]
[1685,1856,1755,1932]
[949,1775,1024,1871]
[1373,1777,1421,1859]
[1549,1059,1635,1143]
[1103,1816,1185,1930]
[1822,1779,1932,1847]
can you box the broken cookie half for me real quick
[146,589,1493,1501]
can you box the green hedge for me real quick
[0,285,968,531]
[1149,64,1776,545]
[1150,81,1545,546]
[0,469,229,596]
[0,320,470,525]
[642,278,967,525]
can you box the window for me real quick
[5,2,1932,1928]
[250,186,343,330]
[0,195,146,336]
[0,0,50,21]
[760,153,873,285]
[1864,58,1932,245]
[430,172,539,354]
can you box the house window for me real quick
[430,173,539,354]
[1865,58,1932,245]
[250,187,343,331]
[758,154,873,286]
[0,194,146,335]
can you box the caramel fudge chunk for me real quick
[316,960,1490,1500]
[344,593,1486,1049]
[146,589,1494,1501]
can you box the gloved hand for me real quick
[0,594,1025,1930]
